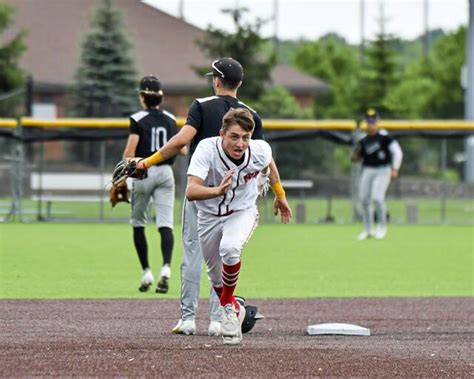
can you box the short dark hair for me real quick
[222,108,255,132]
[217,76,241,90]
[141,93,163,108]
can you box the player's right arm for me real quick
[139,124,196,168]
[186,170,234,201]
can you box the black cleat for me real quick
[139,282,151,292]
[156,277,169,294]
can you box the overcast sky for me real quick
[143,0,468,44]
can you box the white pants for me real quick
[180,199,221,322]
[197,206,259,288]
[359,166,391,232]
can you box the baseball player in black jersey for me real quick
[122,76,187,293]
[137,58,292,336]
[351,109,403,240]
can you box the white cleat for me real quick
[138,268,154,292]
[221,304,246,345]
[357,231,372,241]
[156,264,171,293]
[208,321,222,337]
[171,319,196,335]
[374,226,387,240]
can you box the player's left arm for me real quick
[388,140,403,179]
[123,134,139,159]
[267,157,292,224]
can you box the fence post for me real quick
[99,140,106,222]
[441,139,447,223]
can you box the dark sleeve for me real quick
[129,117,140,135]
[251,113,264,140]
[185,100,202,130]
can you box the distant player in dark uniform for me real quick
[351,109,403,240]
[122,75,187,293]
[137,58,292,336]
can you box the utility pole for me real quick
[423,0,430,58]
[360,0,365,64]
[465,0,474,182]
[178,0,184,20]
[273,0,279,59]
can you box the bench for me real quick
[30,173,111,219]
[282,180,314,223]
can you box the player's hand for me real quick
[274,196,292,224]
[217,170,234,195]
[391,169,399,180]
[136,159,147,170]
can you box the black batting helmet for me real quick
[235,296,264,334]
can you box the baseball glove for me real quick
[109,180,130,207]
[111,158,147,186]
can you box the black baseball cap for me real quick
[365,108,378,123]
[205,57,244,83]
[138,75,162,94]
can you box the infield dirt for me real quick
[1,298,472,377]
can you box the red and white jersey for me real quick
[187,136,272,216]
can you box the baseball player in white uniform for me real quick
[186,108,284,344]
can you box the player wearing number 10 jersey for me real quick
[122,75,187,294]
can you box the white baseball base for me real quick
[307,323,370,336]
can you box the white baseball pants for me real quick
[197,206,259,289]
[359,165,391,232]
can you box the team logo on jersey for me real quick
[378,150,386,160]
[365,141,381,155]
[243,171,259,183]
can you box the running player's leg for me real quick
[180,199,220,323]
[196,212,223,293]
[131,177,154,290]
[359,168,375,237]
[180,199,201,321]
[219,206,259,307]
[152,165,175,292]
[372,166,391,237]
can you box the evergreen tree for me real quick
[73,0,136,117]
[356,15,400,118]
[195,7,275,102]
[0,3,26,117]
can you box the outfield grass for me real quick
[1,196,473,224]
[0,223,472,299]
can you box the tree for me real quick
[73,0,137,117]
[293,34,360,118]
[0,3,26,117]
[356,17,400,117]
[195,7,275,102]
[423,26,465,119]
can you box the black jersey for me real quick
[185,95,264,157]
[357,132,395,167]
[129,108,179,166]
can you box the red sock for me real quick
[220,261,241,308]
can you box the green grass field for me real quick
[1,196,473,224]
[0,223,472,299]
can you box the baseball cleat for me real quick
[208,321,222,336]
[156,277,169,293]
[221,303,246,345]
[172,319,196,335]
[374,226,387,240]
[156,265,170,293]
[138,268,154,292]
[357,231,372,241]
